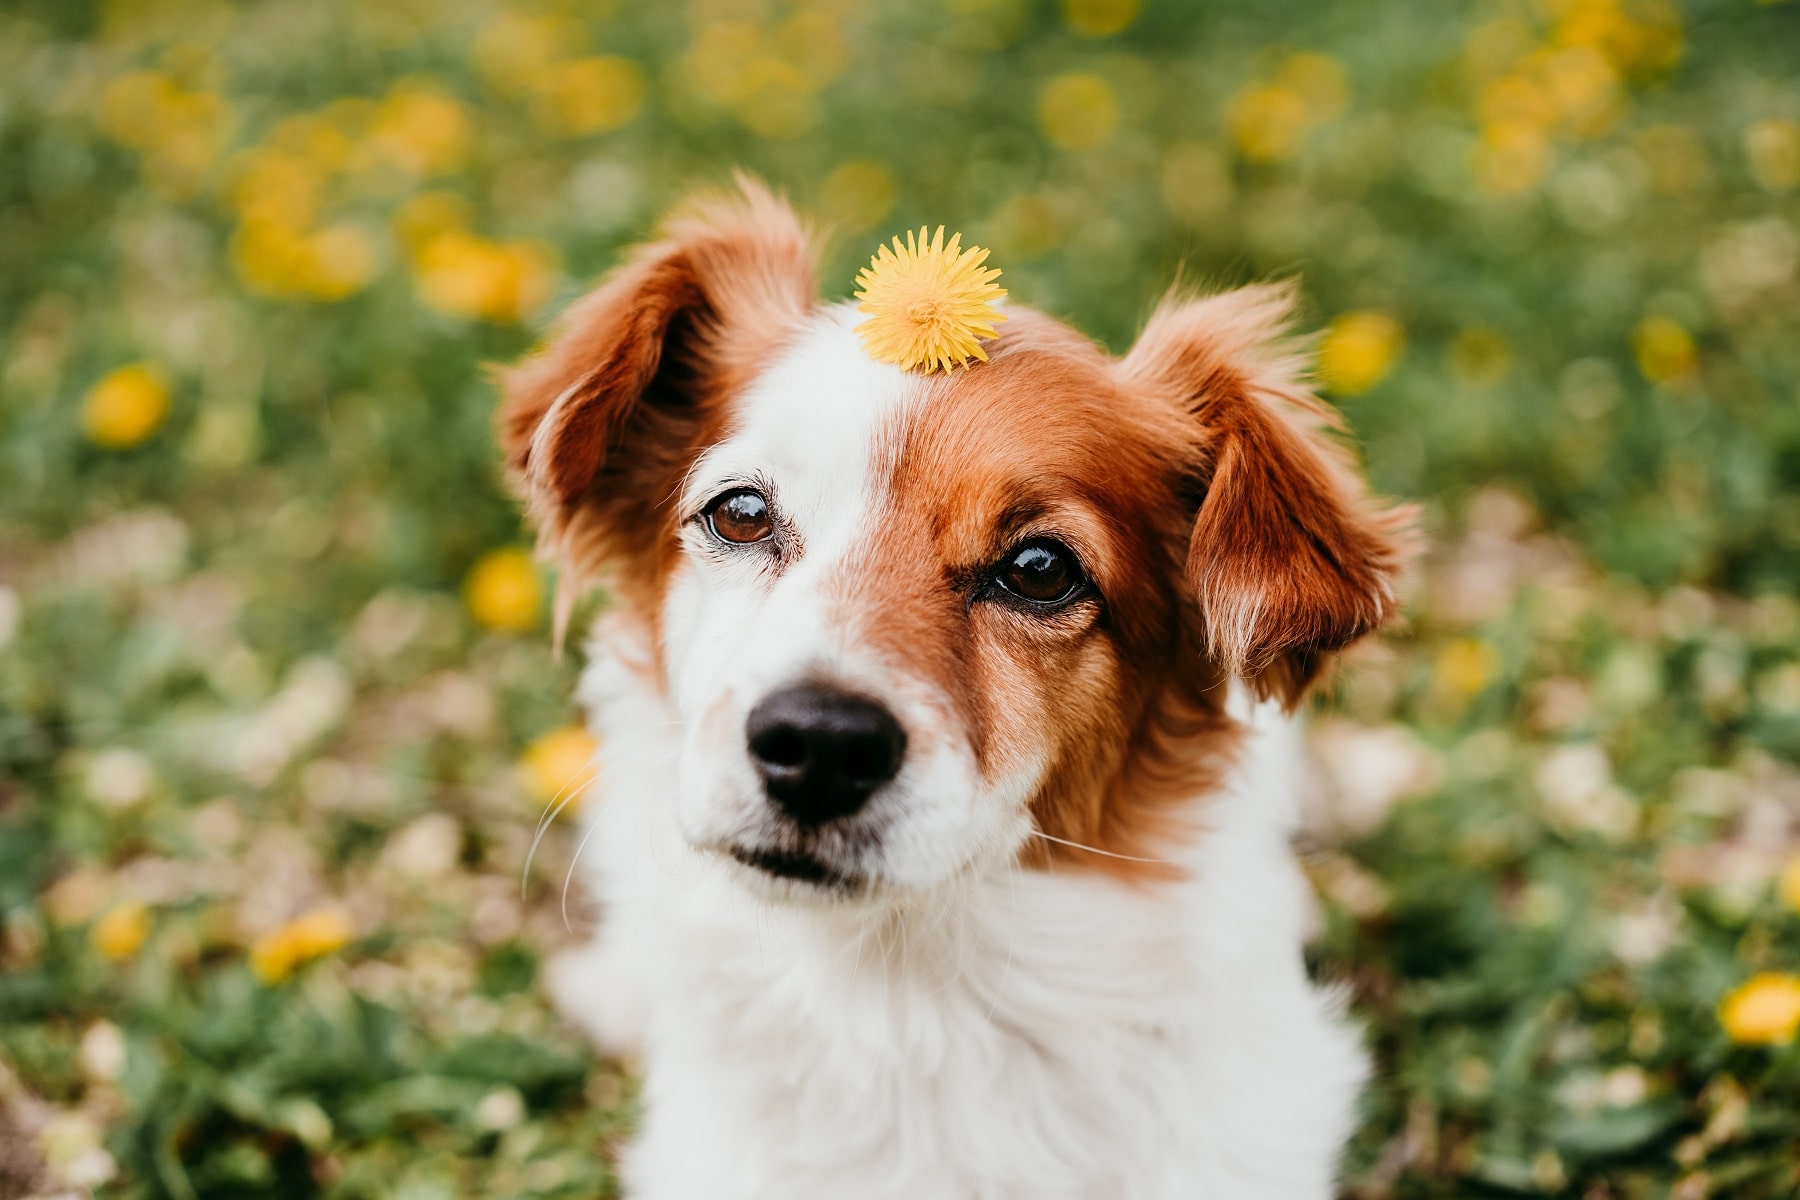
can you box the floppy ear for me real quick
[1119,283,1417,708]
[496,177,816,604]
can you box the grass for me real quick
[1,0,1798,1196]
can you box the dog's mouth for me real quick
[728,844,859,891]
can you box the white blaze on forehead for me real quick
[683,303,919,563]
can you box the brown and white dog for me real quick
[499,180,1414,1199]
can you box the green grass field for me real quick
[2,0,1798,1195]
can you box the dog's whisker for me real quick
[556,746,682,930]
[523,760,605,898]
[1028,829,1175,866]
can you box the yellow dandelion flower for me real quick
[521,725,600,812]
[1039,73,1119,151]
[293,224,377,301]
[1436,638,1501,698]
[1063,0,1140,37]
[464,547,542,632]
[1229,84,1310,162]
[1718,972,1800,1046]
[413,231,555,323]
[249,906,355,985]
[1318,311,1404,394]
[82,363,170,448]
[538,56,646,136]
[854,227,1007,375]
[363,85,469,177]
[1633,315,1696,383]
[92,901,149,961]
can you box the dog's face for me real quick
[501,183,1410,901]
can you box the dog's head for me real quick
[500,180,1413,900]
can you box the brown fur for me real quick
[1121,283,1419,707]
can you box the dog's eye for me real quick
[704,489,773,545]
[995,539,1083,605]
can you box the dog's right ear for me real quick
[496,178,815,593]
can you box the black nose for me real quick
[745,685,906,826]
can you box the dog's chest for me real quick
[631,878,1204,1198]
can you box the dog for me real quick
[497,179,1414,1199]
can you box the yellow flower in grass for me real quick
[233,217,377,302]
[100,71,234,187]
[1318,311,1404,394]
[1229,84,1310,162]
[464,547,542,632]
[250,906,354,985]
[1719,972,1800,1046]
[363,85,469,177]
[521,725,600,811]
[92,902,149,961]
[83,364,170,448]
[854,227,1007,374]
[538,57,646,135]
[1063,0,1139,36]
[1633,315,1696,383]
[1039,73,1119,151]
[293,224,378,300]
[414,231,554,323]
[1437,638,1501,698]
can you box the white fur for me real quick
[545,309,1367,1198]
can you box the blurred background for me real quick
[1,0,1798,1195]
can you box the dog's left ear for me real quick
[1119,283,1417,708]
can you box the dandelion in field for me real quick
[362,83,470,176]
[538,57,646,135]
[1633,315,1697,383]
[464,547,542,632]
[1064,0,1140,37]
[413,230,555,323]
[854,227,1007,374]
[82,364,170,448]
[1718,972,1800,1046]
[98,71,234,192]
[1229,54,1348,162]
[1318,312,1404,394]
[1436,638,1501,699]
[1039,73,1119,151]
[521,725,600,810]
[249,906,355,985]
[91,902,149,961]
